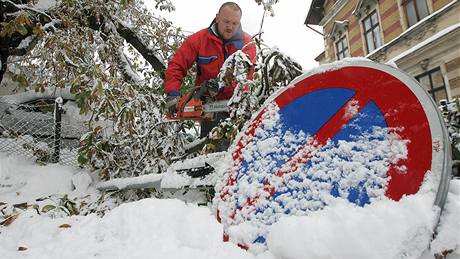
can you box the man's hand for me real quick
[165,96,180,114]
[196,79,222,98]
[204,79,220,97]
[208,86,219,97]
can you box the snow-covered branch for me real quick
[113,17,165,71]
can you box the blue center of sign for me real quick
[237,87,389,212]
[279,87,389,206]
[280,87,356,133]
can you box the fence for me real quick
[0,97,86,167]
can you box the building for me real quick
[305,0,460,103]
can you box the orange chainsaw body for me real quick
[166,95,214,121]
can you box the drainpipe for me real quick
[306,24,324,36]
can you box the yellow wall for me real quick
[432,0,455,11]
[379,0,403,42]
[323,0,361,61]
[447,57,460,95]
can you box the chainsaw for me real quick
[166,83,229,121]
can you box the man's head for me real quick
[215,2,242,40]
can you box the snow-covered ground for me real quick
[0,152,459,259]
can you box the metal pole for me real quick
[51,97,63,163]
[306,24,324,36]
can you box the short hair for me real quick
[219,2,242,16]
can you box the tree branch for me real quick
[0,3,166,85]
[114,20,165,72]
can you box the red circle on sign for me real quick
[216,61,446,251]
[273,66,432,200]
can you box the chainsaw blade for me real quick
[175,162,215,178]
[202,100,229,113]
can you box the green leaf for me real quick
[12,74,29,88]
[78,154,88,165]
[17,24,28,36]
[0,21,15,37]
[13,202,28,210]
[16,13,33,26]
[32,25,44,36]
[41,204,56,213]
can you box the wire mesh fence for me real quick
[0,97,87,167]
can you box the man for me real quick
[164,2,256,138]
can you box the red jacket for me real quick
[165,20,256,100]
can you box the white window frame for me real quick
[334,34,350,60]
[360,9,384,54]
[401,0,431,28]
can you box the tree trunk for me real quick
[0,51,8,83]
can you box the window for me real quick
[403,0,429,27]
[335,36,349,60]
[362,10,382,53]
[416,67,447,102]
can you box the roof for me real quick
[314,51,325,62]
[305,0,325,25]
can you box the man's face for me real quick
[216,7,241,40]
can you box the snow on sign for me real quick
[214,60,448,252]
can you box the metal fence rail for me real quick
[0,98,85,167]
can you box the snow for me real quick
[17,36,34,50]
[96,173,163,191]
[0,153,93,204]
[118,48,143,83]
[34,0,57,11]
[344,99,358,119]
[430,179,460,256]
[215,101,416,253]
[0,198,255,259]
[0,151,459,258]
[161,152,227,189]
[0,87,74,105]
[267,176,439,259]
[1,52,458,257]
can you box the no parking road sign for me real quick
[215,60,450,251]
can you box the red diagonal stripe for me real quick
[277,91,371,177]
[243,92,371,209]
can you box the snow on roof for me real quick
[388,23,460,64]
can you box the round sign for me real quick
[214,61,448,251]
